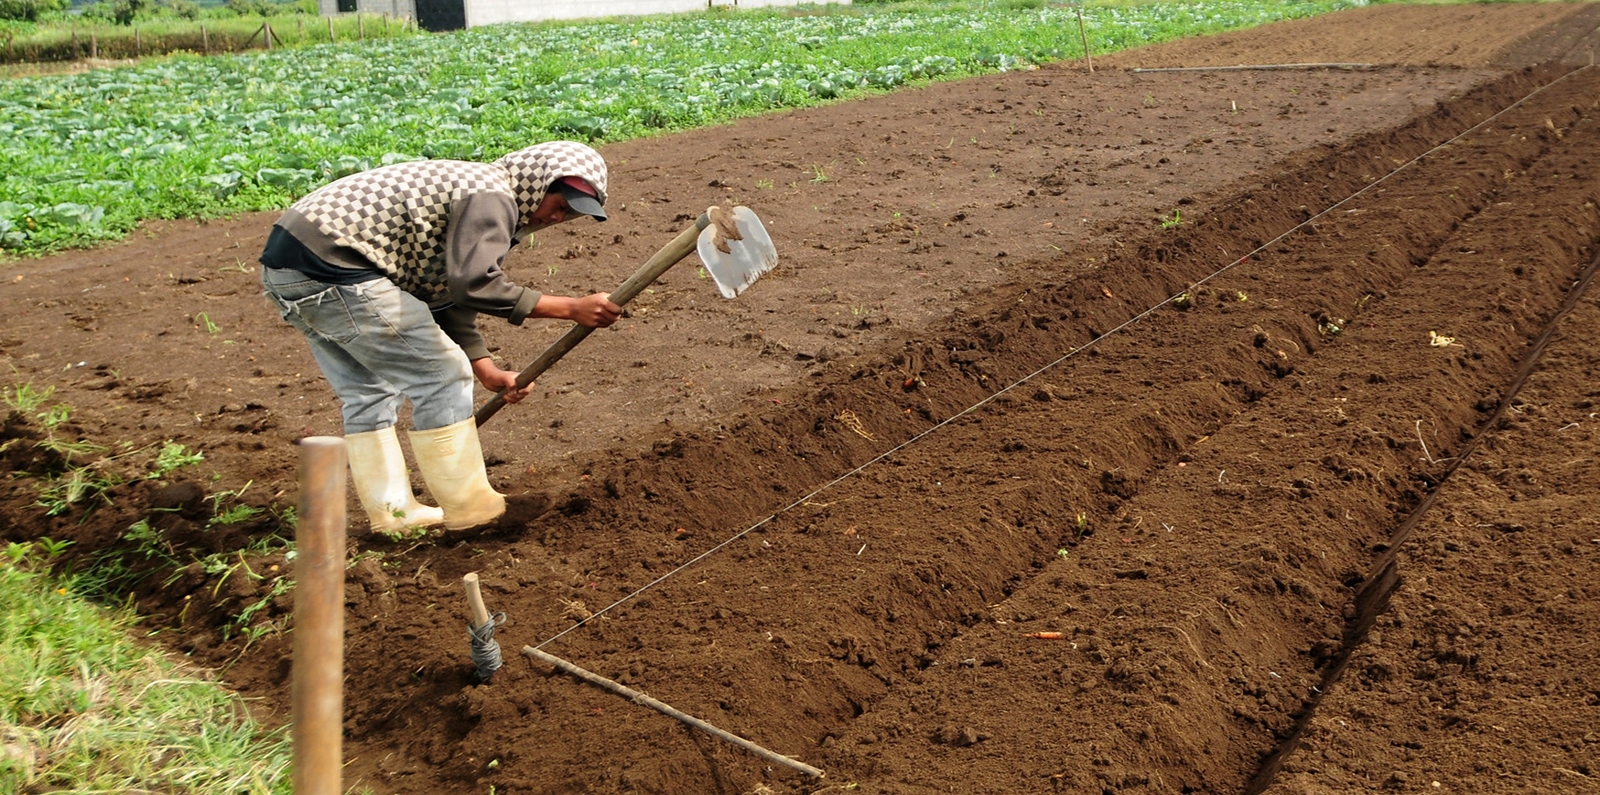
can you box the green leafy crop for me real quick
[0,0,1362,255]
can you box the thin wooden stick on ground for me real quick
[524,646,824,779]
[1131,63,1375,73]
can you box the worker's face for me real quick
[514,191,574,241]
[530,189,574,226]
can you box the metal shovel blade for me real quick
[698,206,778,299]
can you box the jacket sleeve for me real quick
[444,191,542,325]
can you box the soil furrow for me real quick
[1256,253,1600,793]
[1260,131,1600,793]
[808,68,1600,795]
[1248,81,1600,795]
[1262,306,1600,794]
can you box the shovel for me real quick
[475,205,778,426]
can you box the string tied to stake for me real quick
[468,611,506,682]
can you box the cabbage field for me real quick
[0,0,1363,254]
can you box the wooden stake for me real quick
[525,646,825,778]
[292,437,347,795]
[133,27,139,56]
[201,24,209,55]
[328,16,335,43]
[358,13,365,40]
[1076,3,1092,74]
[463,572,491,629]
[89,33,97,59]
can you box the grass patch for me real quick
[4,380,296,645]
[0,544,290,794]
[4,382,212,518]
[1,11,420,65]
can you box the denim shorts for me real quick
[261,266,474,433]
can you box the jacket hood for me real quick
[494,141,609,224]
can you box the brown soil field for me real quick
[4,3,1600,794]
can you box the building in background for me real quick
[320,0,847,33]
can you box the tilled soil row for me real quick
[1265,311,1600,793]
[1263,108,1600,793]
[311,64,1598,794]
[805,65,1600,795]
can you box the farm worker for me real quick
[258,141,621,532]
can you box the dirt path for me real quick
[3,4,1600,794]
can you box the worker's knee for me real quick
[410,358,474,431]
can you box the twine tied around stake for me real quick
[467,612,506,682]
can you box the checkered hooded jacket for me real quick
[287,141,608,305]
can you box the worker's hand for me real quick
[471,358,532,404]
[569,292,623,328]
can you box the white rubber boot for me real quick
[344,426,444,534]
[409,418,506,530]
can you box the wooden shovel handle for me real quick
[476,212,712,427]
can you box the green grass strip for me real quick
[1,12,421,64]
[0,556,290,794]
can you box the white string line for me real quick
[533,64,1593,651]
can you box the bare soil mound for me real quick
[4,4,1600,794]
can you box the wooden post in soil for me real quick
[358,13,365,40]
[462,572,504,681]
[292,437,347,795]
[201,25,208,55]
[328,16,335,43]
[89,33,96,59]
[463,572,491,629]
[1075,2,1093,74]
[254,20,268,50]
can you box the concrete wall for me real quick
[318,0,412,18]
[322,0,847,29]
[468,0,843,27]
